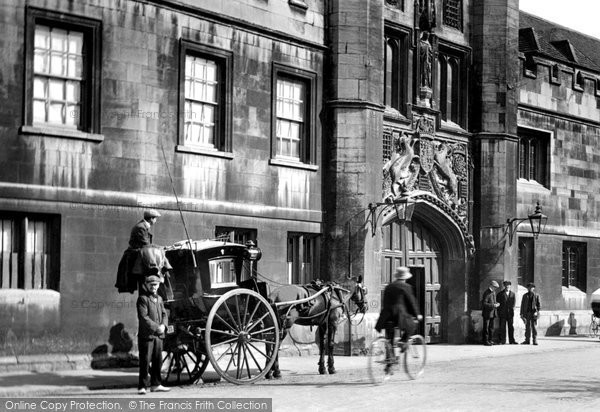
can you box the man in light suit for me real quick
[481,280,500,346]
[496,280,517,344]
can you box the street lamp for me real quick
[368,197,416,236]
[506,201,548,246]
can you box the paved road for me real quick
[72,340,600,412]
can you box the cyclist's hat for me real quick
[490,280,499,288]
[394,266,412,280]
[527,282,536,288]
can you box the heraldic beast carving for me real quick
[383,132,420,198]
[431,143,459,207]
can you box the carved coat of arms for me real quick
[416,138,435,174]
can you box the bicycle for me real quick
[589,313,600,338]
[367,325,427,384]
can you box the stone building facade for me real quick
[0,0,325,339]
[1,0,599,346]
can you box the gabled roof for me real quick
[519,11,600,72]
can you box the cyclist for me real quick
[375,266,423,373]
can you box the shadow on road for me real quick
[0,369,137,391]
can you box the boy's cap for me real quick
[145,274,161,283]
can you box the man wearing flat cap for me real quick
[481,280,500,346]
[129,209,161,249]
[520,282,541,345]
[496,280,517,344]
[375,267,422,370]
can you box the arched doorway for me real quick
[381,217,443,343]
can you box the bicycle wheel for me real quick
[404,335,426,380]
[367,337,394,384]
[590,318,600,337]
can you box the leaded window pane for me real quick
[33,100,46,122]
[183,55,219,148]
[443,0,463,31]
[276,77,305,160]
[33,25,83,127]
[48,103,63,123]
[33,78,46,99]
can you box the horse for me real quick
[266,276,368,378]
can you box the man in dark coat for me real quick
[137,274,170,394]
[520,282,541,345]
[375,266,422,372]
[481,280,500,346]
[129,209,161,249]
[116,210,162,293]
[496,280,517,344]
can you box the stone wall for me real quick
[517,56,600,311]
[0,0,325,335]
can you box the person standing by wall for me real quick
[481,280,500,346]
[137,274,170,394]
[496,280,517,344]
[520,282,541,345]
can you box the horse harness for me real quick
[288,282,350,325]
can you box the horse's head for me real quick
[348,275,368,314]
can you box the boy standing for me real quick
[137,273,170,394]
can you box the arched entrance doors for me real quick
[381,217,443,343]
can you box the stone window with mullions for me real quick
[23,8,101,137]
[0,213,60,291]
[437,43,468,128]
[517,237,534,287]
[562,241,586,291]
[518,127,550,188]
[287,233,320,285]
[177,40,232,157]
[384,27,410,116]
[443,0,463,31]
[271,64,317,166]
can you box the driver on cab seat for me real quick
[375,266,422,370]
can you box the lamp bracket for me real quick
[506,217,528,247]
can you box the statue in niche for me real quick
[420,32,433,89]
[383,132,420,199]
[431,143,459,206]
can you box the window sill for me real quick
[383,107,410,123]
[176,145,234,159]
[270,158,318,171]
[517,179,550,192]
[440,120,467,134]
[288,0,309,11]
[20,125,104,142]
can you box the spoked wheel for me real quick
[589,318,599,337]
[367,337,395,385]
[404,334,426,380]
[161,337,209,386]
[205,289,280,384]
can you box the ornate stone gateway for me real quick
[382,116,474,255]
[379,113,474,343]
